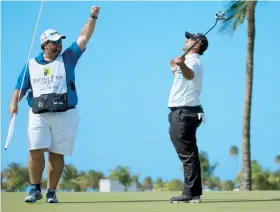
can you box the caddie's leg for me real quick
[28,149,45,184]
[25,109,51,203]
[45,152,64,203]
[46,108,80,203]
[47,152,64,190]
[24,150,45,203]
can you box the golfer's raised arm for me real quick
[77,6,100,51]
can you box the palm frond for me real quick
[218,1,249,36]
[275,155,280,164]
[229,145,239,157]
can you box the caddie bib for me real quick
[29,54,68,114]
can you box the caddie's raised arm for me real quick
[77,6,100,51]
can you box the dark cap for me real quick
[185,31,208,55]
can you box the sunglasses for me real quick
[50,39,62,45]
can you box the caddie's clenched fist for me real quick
[91,6,100,17]
[9,103,18,118]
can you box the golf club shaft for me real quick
[181,20,218,58]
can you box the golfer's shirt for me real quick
[168,53,203,107]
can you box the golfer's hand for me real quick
[170,59,179,73]
[174,56,185,68]
[91,6,100,17]
[9,104,18,117]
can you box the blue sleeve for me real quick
[15,64,31,95]
[62,42,85,67]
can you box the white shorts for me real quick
[27,108,80,156]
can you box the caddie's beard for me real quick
[50,46,62,56]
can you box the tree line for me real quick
[2,149,279,192]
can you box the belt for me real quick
[169,105,205,123]
[169,105,202,112]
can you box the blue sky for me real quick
[1,1,280,183]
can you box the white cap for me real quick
[40,29,66,44]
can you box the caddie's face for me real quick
[44,39,62,56]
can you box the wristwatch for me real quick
[90,14,98,20]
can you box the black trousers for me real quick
[168,105,203,196]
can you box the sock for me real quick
[31,184,41,191]
[47,188,55,193]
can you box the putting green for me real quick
[2,191,280,212]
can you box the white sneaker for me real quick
[24,186,43,203]
[46,189,59,203]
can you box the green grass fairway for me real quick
[2,191,280,212]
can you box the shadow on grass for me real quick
[61,199,280,204]
[203,199,280,203]
[61,200,167,204]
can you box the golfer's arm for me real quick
[180,63,194,80]
[10,89,25,106]
[77,17,97,51]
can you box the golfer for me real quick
[8,6,100,203]
[168,31,208,203]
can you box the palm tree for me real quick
[2,163,29,191]
[229,145,239,158]
[275,155,280,168]
[87,169,104,189]
[199,151,219,186]
[109,166,132,191]
[59,164,80,191]
[219,0,258,191]
[132,173,143,190]
[76,172,89,192]
[1,171,5,188]
[142,176,153,191]
[229,145,239,178]
[154,177,164,191]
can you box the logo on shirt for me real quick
[44,68,51,76]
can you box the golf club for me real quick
[181,11,226,58]
[4,0,45,150]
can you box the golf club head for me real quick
[216,11,226,21]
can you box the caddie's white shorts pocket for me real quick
[27,110,51,150]
[28,108,80,156]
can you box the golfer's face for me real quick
[186,38,196,46]
[183,38,195,52]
